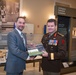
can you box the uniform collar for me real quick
[49,31,57,37]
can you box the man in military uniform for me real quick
[41,19,66,75]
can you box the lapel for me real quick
[14,29,25,46]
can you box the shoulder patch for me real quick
[58,32,64,37]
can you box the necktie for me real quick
[21,33,25,45]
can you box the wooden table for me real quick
[26,58,42,72]
[0,58,42,72]
[0,49,42,72]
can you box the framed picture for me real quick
[72,27,76,37]
[0,0,20,22]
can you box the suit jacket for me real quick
[5,29,28,73]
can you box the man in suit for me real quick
[5,17,30,75]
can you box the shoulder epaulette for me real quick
[58,32,64,37]
[45,33,49,36]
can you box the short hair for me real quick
[47,19,57,26]
[15,16,25,22]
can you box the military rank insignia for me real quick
[48,40,58,45]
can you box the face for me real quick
[15,18,25,31]
[47,22,56,33]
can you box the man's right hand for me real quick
[42,51,48,57]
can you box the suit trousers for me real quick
[43,71,60,75]
[6,72,23,75]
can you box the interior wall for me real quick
[20,0,54,34]
[20,0,76,34]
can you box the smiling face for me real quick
[15,17,25,31]
[47,22,56,33]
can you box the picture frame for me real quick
[0,0,20,22]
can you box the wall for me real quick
[20,0,76,34]
[20,0,54,34]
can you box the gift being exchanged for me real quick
[28,49,43,56]
[28,44,45,56]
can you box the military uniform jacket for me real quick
[41,31,66,72]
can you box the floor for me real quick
[0,62,76,75]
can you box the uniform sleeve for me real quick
[54,36,67,60]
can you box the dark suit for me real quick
[4,29,28,75]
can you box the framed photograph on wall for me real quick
[0,0,20,22]
[72,27,76,38]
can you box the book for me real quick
[27,44,45,56]
[36,44,45,51]
[28,49,43,56]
